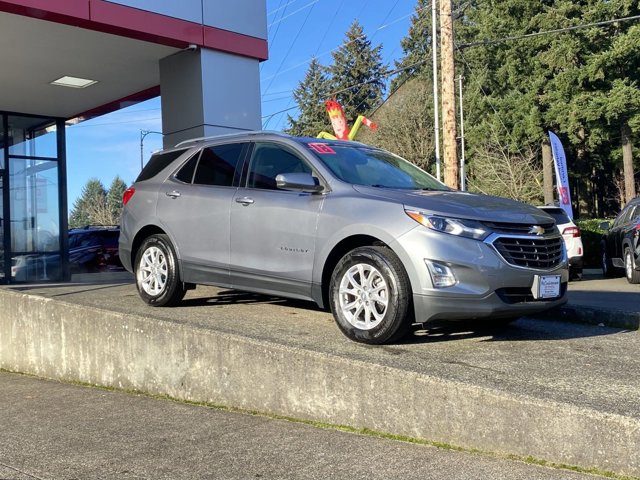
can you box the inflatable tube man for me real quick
[317,99,377,141]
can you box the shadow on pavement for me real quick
[402,317,627,345]
[182,290,627,344]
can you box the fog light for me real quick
[425,260,457,288]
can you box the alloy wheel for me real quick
[338,263,389,330]
[138,246,168,296]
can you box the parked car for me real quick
[119,132,568,344]
[600,197,640,283]
[67,225,124,274]
[537,206,583,279]
[11,225,123,282]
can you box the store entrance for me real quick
[1,113,67,283]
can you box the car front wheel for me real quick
[329,246,412,344]
[135,234,187,306]
[624,248,640,284]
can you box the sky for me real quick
[65,0,417,207]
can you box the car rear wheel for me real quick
[135,234,187,306]
[624,248,640,284]
[329,246,412,344]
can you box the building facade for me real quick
[0,0,268,282]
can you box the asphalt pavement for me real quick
[0,371,613,480]
[2,268,638,479]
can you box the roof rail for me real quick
[174,130,290,148]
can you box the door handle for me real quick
[235,197,254,206]
[166,190,181,199]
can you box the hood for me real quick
[352,186,554,225]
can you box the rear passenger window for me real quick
[193,143,246,187]
[175,154,199,184]
[137,148,189,182]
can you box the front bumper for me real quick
[393,226,569,323]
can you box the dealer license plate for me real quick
[534,275,561,299]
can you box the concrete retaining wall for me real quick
[1,288,638,477]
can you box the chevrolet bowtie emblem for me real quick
[528,225,545,236]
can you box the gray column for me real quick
[159,48,262,148]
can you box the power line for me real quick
[262,11,640,123]
[261,4,429,84]
[267,0,320,28]
[262,0,320,96]
[458,14,640,50]
[267,0,302,16]
[68,116,161,128]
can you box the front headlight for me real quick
[405,210,489,240]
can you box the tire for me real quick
[134,234,187,307]
[601,243,615,278]
[329,246,413,344]
[624,248,640,284]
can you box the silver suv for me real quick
[119,132,568,344]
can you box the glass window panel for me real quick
[0,177,3,280]
[8,115,58,158]
[0,115,4,169]
[11,253,61,282]
[248,143,310,190]
[193,143,246,187]
[10,158,60,254]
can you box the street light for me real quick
[140,129,162,170]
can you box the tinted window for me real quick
[541,208,570,225]
[137,149,189,182]
[175,153,199,184]
[247,143,311,190]
[193,143,246,187]
[614,205,635,228]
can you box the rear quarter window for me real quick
[542,208,570,225]
[136,148,189,182]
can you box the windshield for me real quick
[304,142,449,191]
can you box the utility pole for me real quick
[439,0,459,189]
[432,0,441,182]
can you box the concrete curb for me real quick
[1,288,638,477]
[535,304,640,331]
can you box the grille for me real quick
[496,284,567,304]
[492,236,564,269]
[482,221,556,235]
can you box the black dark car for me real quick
[68,225,124,274]
[600,197,640,283]
[11,225,124,282]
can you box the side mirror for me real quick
[275,172,324,193]
[599,221,610,231]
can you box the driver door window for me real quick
[247,143,311,190]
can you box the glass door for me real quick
[0,177,5,282]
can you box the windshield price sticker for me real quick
[538,275,561,299]
[308,143,336,154]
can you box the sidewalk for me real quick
[0,371,611,480]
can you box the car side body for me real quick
[119,132,568,344]
[600,197,640,284]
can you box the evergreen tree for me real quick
[69,177,128,228]
[69,179,107,228]
[106,176,128,225]
[328,21,388,122]
[392,0,432,91]
[285,57,331,137]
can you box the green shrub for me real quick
[575,218,608,268]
